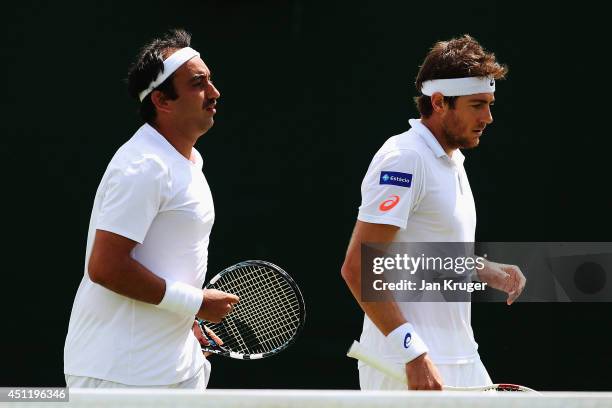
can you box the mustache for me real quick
[204,99,217,109]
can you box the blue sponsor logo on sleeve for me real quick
[380,171,412,187]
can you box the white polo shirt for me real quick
[357,118,479,364]
[64,124,214,385]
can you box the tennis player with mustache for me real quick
[64,29,238,388]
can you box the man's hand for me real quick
[405,354,443,390]
[192,321,223,357]
[478,261,526,305]
[196,289,239,323]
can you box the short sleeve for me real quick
[357,149,424,229]
[96,159,168,244]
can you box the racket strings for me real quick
[220,267,300,332]
[210,284,299,352]
[221,268,300,350]
[207,264,302,354]
[230,273,300,334]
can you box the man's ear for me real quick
[430,92,446,114]
[150,90,172,114]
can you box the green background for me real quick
[2,0,610,391]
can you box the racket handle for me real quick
[346,340,407,383]
[347,340,465,391]
[346,340,485,391]
[348,340,539,393]
[197,319,219,347]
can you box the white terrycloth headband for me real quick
[421,76,495,97]
[138,47,200,102]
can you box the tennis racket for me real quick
[196,260,305,360]
[347,340,539,393]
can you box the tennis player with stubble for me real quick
[341,35,527,390]
[64,29,238,388]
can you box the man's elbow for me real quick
[88,254,114,286]
[88,259,104,285]
[341,261,359,287]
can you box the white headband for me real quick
[421,76,495,97]
[138,47,200,102]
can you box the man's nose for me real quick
[208,82,220,99]
[483,106,493,124]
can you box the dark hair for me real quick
[126,29,192,124]
[414,34,508,118]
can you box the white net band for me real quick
[6,389,611,408]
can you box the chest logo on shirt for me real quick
[379,195,400,211]
[380,171,412,187]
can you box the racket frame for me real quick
[198,260,306,360]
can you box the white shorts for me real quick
[65,358,211,389]
[359,358,492,390]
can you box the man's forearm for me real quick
[342,256,407,336]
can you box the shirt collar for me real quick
[141,123,203,169]
[408,118,465,165]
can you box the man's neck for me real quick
[152,120,198,161]
[419,117,455,157]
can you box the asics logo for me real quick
[379,195,400,211]
[404,332,412,348]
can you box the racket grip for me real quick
[197,319,219,347]
[346,340,407,383]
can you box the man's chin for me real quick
[459,139,480,150]
[458,138,480,150]
[199,118,214,134]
